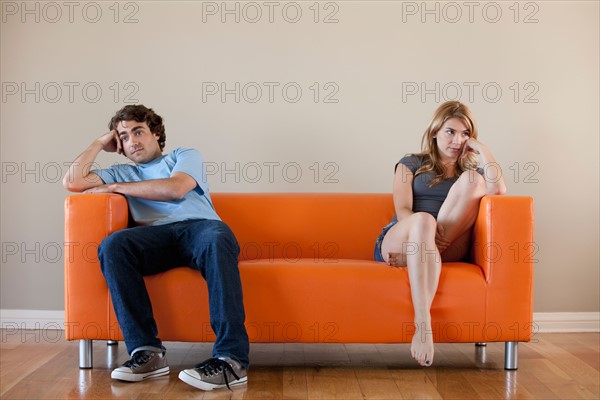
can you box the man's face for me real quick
[116,120,162,164]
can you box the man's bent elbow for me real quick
[171,189,188,201]
[64,182,85,192]
[63,176,86,192]
[63,175,76,191]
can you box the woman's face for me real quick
[434,118,471,162]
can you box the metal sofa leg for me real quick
[79,339,93,369]
[107,340,118,345]
[504,341,518,370]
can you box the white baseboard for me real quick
[533,312,600,333]
[0,309,64,330]
[1,310,599,333]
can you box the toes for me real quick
[423,353,433,367]
[413,351,433,367]
[414,351,425,366]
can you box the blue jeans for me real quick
[98,219,250,368]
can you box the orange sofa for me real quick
[64,193,534,370]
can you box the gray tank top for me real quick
[391,154,482,220]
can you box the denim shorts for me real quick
[374,221,397,262]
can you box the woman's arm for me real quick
[461,139,507,195]
[392,163,415,222]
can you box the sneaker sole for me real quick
[178,370,247,391]
[111,366,170,382]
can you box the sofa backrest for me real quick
[211,193,395,261]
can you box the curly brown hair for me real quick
[108,105,166,151]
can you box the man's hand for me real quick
[63,132,117,192]
[79,172,196,201]
[97,130,123,154]
[83,183,116,194]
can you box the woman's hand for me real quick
[435,223,451,254]
[460,137,507,195]
[460,138,486,160]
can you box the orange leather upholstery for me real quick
[64,193,534,344]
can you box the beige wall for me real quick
[1,1,598,313]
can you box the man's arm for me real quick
[62,130,122,192]
[83,172,197,201]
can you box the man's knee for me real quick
[99,230,127,254]
[203,222,240,255]
[98,230,131,272]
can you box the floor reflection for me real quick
[503,370,518,399]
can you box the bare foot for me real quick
[411,321,434,367]
[387,252,406,267]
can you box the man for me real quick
[62,104,249,391]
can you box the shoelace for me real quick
[124,351,153,368]
[194,358,240,390]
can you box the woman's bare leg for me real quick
[436,170,487,260]
[381,212,440,367]
[381,171,487,366]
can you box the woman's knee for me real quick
[408,212,437,238]
[455,170,486,198]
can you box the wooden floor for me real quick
[1,330,598,399]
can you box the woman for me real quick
[374,101,506,367]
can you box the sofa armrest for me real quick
[63,194,128,340]
[64,193,129,241]
[472,195,535,283]
[472,195,535,340]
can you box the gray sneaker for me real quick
[178,357,247,391]
[111,349,169,382]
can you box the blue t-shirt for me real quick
[93,147,220,226]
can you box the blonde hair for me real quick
[414,101,479,187]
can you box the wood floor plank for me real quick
[545,382,599,400]
[244,366,283,400]
[282,367,308,400]
[353,367,404,399]
[0,332,71,397]
[530,336,599,386]
[433,367,481,399]
[549,333,600,371]
[573,333,600,351]
[388,369,442,399]
[511,364,563,400]
[1,331,599,399]
[458,369,513,399]
[305,367,363,400]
